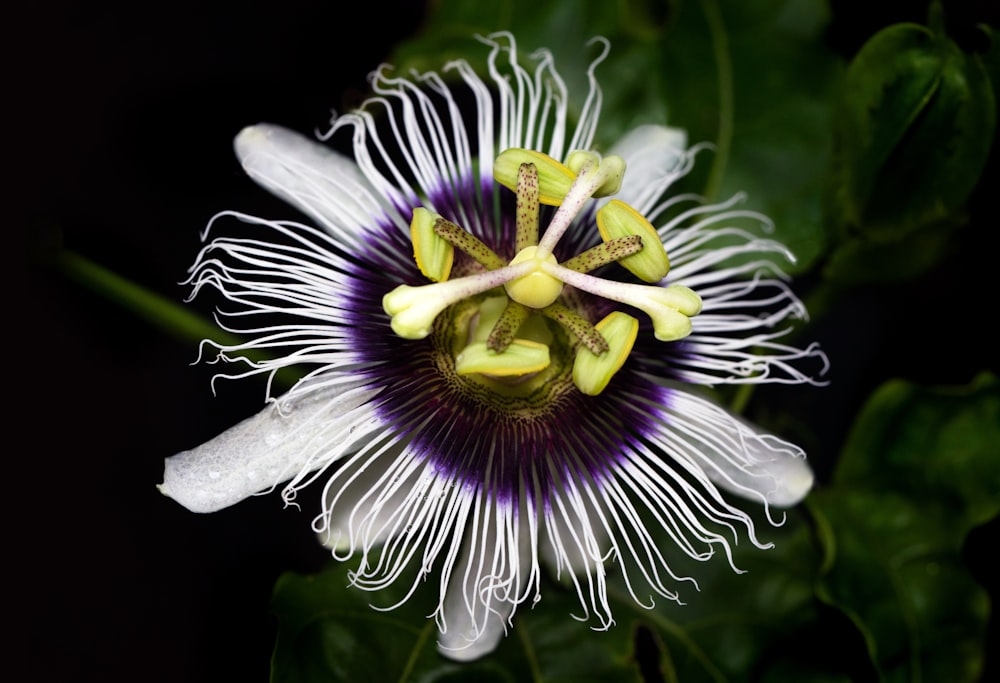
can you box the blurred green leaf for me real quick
[827,10,996,283]
[626,507,851,682]
[821,215,956,286]
[270,563,643,682]
[660,0,840,274]
[811,374,999,683]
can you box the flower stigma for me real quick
[382,148,703,394]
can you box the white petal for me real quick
[436,494,528,662]
[437,581,510,662]
[706,446,814,508]
[159,385,375,513]
[233,124,390,247]
[700,412,814,508]
[314,443,418,554]
[607,124,689,213]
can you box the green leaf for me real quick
[614,506,862,682]
[835,373,1000,528]
[270,563,643,682]
[821,215,956,286]
[833,18,996,239]
[659,0,841,274]
[811,374,999,683]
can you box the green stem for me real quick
[53,248,301,389]
[700,0,734,202]
[54,249,234,346]
[516,614,544,682]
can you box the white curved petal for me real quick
[706,444,814,508]
[160,385,376,513]
[673,391,814,508]
[436,493,530,662]
[607,124,689,214]
[437,575,511,662]
[314,443,422,554]
[234,124,391,248]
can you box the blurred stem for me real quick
[700,0,733,201]
[55,249,233,345]
[729,383,754,416]
[515,619,544,682]
[53,248,300,389]
[397,620,435,683]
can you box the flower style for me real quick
[160,33,828,661]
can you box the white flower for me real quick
[160,33,828,661]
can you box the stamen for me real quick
[410,207,454,282]
[383,261,534,339]
[487,300,530,352]
[468,296,508,344]
[573,312,639,395]
[515,163,540,251]
[560,236,643,274]
[542,262,703,341]
[433,218,506,271]
[455,339,551,377]
[540,303,608,355]
[535,152,625,258]
[596,200,670,283]
[494,149,576,206]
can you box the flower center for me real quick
[382,148,703,395]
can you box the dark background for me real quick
[25,1,997,681]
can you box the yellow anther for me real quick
[572,312,639,395]
[455,339,551,377]
[494,149,576,206]
[410,207,454,282]
[597,200,670,282]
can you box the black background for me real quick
[24,1,997,681]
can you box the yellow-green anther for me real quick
[516,162,540,251]
[565,151,625,197]
[487,299,530,352]
[494,149,576,206]
[455,339,551,377]
[515,313,554,346]
[432,218,506,271]
[504,246,563,308]
[410,207,454,282]
[573,312,638,396]
[560,235,643,274]
[469,296,508,344]
[597,200,670,282]
[540,303,609,355]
